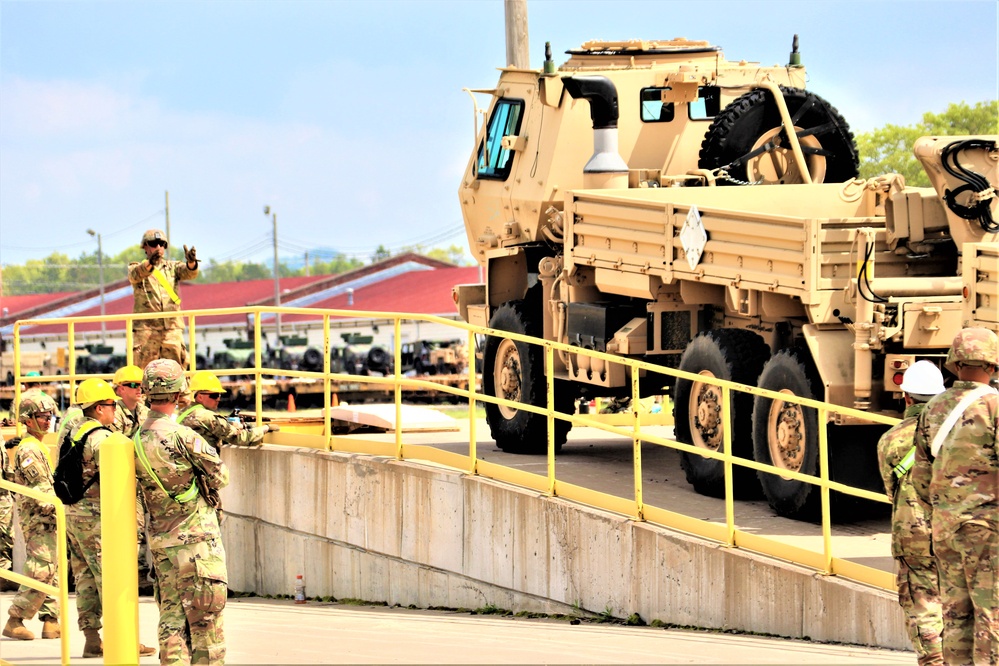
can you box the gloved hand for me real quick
[266,424,280,433]
[184,245,199,266]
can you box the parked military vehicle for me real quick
[452,36,998,518]
[401,340,470,375]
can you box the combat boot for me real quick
[40,615,60,639]
[139,643,157,656]
[82,628,102,657]
[2,616,34,640]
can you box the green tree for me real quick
[856,100,998,186]
[370,245,392,263]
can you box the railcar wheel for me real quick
[673,329,769,498]
[698,87,858,185]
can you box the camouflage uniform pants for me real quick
[935,523,999,665]
[0,493,12,572]
[897,555,943,665]
[132,327,187,371]
[8,516,58,621]
[66,513,102,631]
[152,537,227,665]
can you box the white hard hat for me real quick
[899,360,945,396]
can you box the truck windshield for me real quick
[476,98,524,180]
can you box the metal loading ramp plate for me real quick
[258,404,461,434]
[328,404,460,432]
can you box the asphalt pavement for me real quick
[0,594,914,664]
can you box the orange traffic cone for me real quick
[331,392,339,407]
[287,393,296,412]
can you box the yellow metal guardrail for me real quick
[0,477,71,665]
[9,305,898,592]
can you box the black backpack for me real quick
[53,423,108,505]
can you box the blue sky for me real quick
[1,0,996,270]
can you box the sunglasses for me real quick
[121,382,142,389]
[202,393,223,400]
[145,239,168,248]
[96,402,116,409]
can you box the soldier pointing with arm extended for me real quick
[910,327,999,665]
[178,371,277,449]
[128,229,199,370]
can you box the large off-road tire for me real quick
[673,329,770,498]
[752,350,821,519]
[483,300,572,454]
[698,87,858,185]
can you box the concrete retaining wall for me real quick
[220,445,909,649]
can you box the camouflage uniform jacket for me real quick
[57,407,85,447]
[912,380,999,541]
[113,399,149,438]
[134,410,228,549]
[64,419,114,518]
[877,402,932,558]
[178,404,267,448]
[127,259,198,330]
[8,435,56,523]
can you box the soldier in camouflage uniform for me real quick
[128,229,199,370]
[2,390,60,641]
[911,327,999,665]
[0,434,17,592]
[63,378,157,658]
[135,359,229,664]
[178,371,277,449]
[877,360,946,665]
[111,364,149,437]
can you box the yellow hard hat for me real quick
[189,370,225,394]
[75,378,118,409]
[113,364,144,385]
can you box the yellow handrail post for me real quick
[545,342,556,497]
[722,385,736,547]
[99,433,140,664]
[13,322,23,437]
[818,407,833,574]
[188,314,197,370]
[253,308,263,425]
[631,363,644,521]
[125,314,134,366]
[55,500,70,665]
[323,314,332,449]
[394,318,403,460]
[467,329,478,474]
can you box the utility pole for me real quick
[264,206,282,340]
[504,0,529,68]
[165,190,171,250]
[86,229,106,343]
[304,251,310,277]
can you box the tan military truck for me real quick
[452,37,998,518]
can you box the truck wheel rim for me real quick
[494,338,522,419]
[767,389,805,480]
[690,371,723,452]
[747,127,825,184]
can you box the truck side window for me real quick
[689,86,721,120]
[640,87,674,122]
[476,98,524,181]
